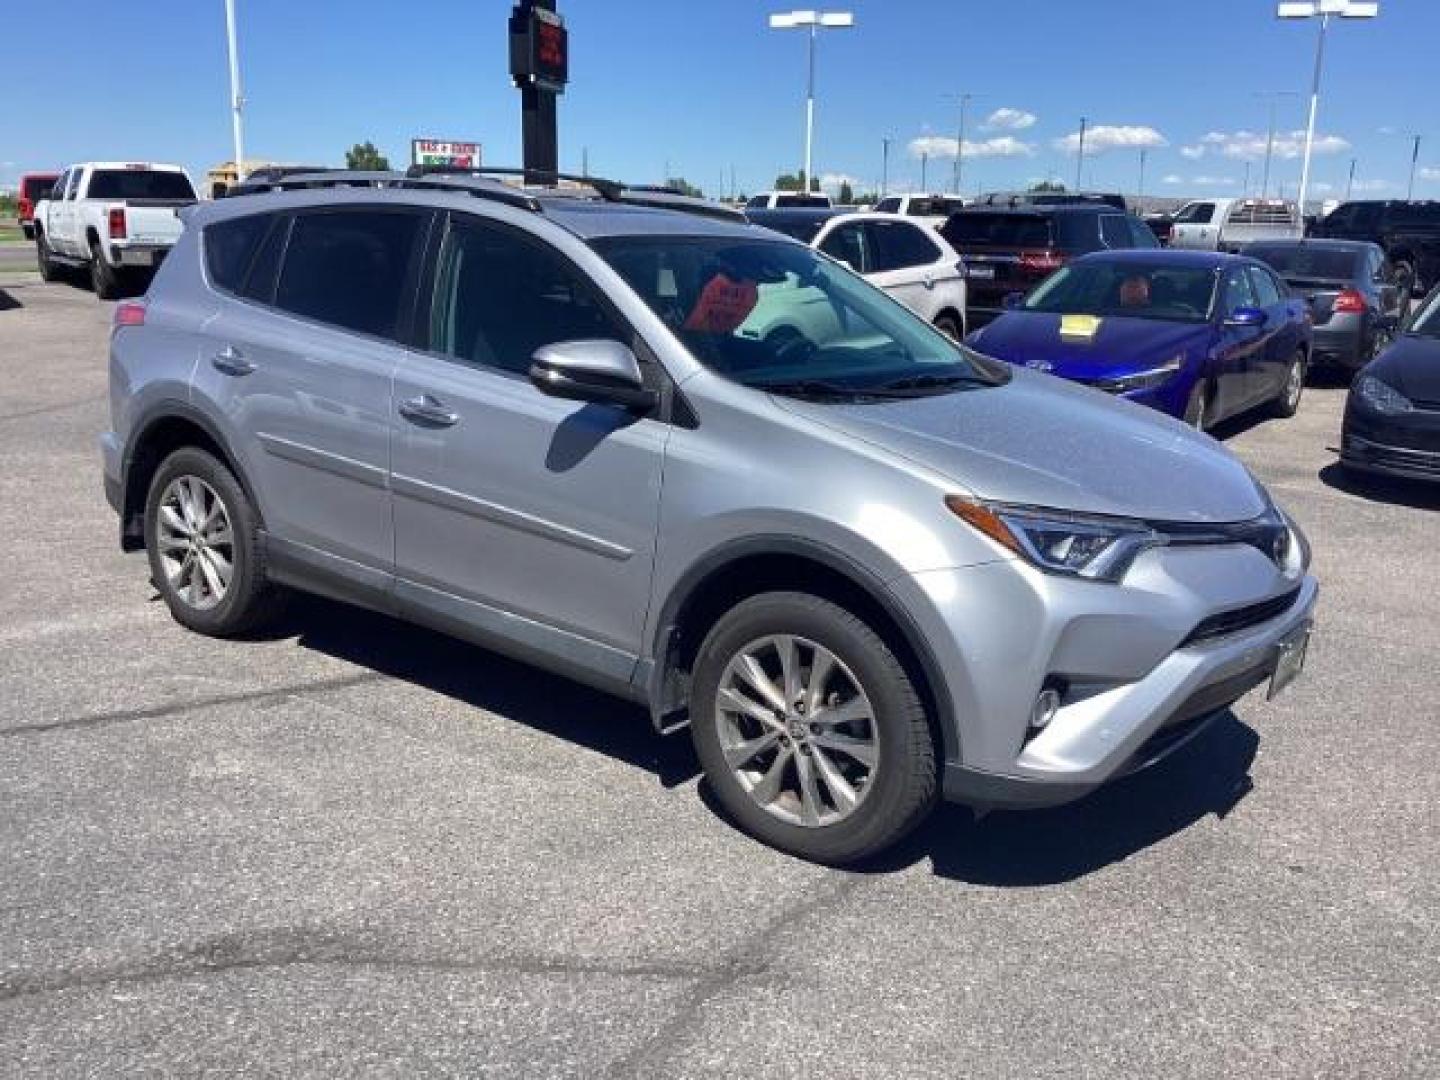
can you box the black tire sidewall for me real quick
[689,592,936,863]
[89,240,119,299]
[143,447,266,636]
[1274,353,1305,418]
[935,314,962,341]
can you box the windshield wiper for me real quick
[756,379,876,399]
[872,372,997,393]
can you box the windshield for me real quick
[592,236,1007,397]
[1409,290,1440,337]
[774,194,830,208]
[1248,245,1360,280]
[1023,260,1218,323]
[86,169,196,201]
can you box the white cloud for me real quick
[1200,129,1350,160]
[1420,166,1440,181]
[908,135,1035,159]
[1053,125,1168,154]
[983,107,1037,131]
[1179,145,1206,160]
[819,172,861,192]
[1378,125,1397,136]
[1350,178,1394,192]
[1192,175,1237,187]
[1162,174,1184,185]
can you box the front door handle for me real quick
[211,345,256,376]
[399,394,460,428]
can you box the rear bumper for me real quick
[106,242,174,269]
[1310,318,1366,367]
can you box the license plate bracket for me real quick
[1267,622,1311,700]
[966,263,995,280]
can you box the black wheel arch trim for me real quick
[119,398,262,551]
[643,534,960,765]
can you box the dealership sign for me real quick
[410,139,482,168]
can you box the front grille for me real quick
[1181,587,1301,647]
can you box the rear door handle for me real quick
[399,394,460,428]
[211,345,256,376]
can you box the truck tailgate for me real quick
[119,203,189,245]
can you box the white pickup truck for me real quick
[1167,197,1302,253]
[33,162,197,299]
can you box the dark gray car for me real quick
[1247,239,1407,371]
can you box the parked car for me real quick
[102,171,1316,863]
[1246,239,1406,371]
[975,191,1129,211]
[16,172,60,240]
[746,208,968,337]
[744,190,832,210]
[870,193,968,222]
[1309,200,1440,298]
[1341,284,1440,483]
[966,250,1312,430]
[1167,198,1302,253]
[939,205,1160,326]
[32,162,197,298]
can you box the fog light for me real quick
[1030,688,1061,731]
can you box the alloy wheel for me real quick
[715,634,879,828]
[155,476,234,611]
[1285,359,1304,411]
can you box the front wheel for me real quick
[689,592,938,864]
[1270,352,1306,419]
[1183,382,1209,431]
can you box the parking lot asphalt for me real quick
[1,277,1437,1078]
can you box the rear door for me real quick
[1246,264,1296,398]
[196,205,430,584]
[862,219,947,318]
[54,168,83,255]
[388,212,667,682]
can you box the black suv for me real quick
[940,205,1159,324]
[1310,200,1440,297]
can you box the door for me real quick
[1211,265,1266,418]
[1246,265,1295,399]
[862,219,946,318]
[53,168,82,255]
[1170,202,1217,250]
[389,213,667,683]
[194,206,430,582]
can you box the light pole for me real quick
[1254,91,1300,197]
[943,92,979,195]
[920,151,929,191]
[1408,135,1422,200]
[223,0,245,182]
[1277,1,1379,217]
[768,10,854,192]
[881,136,892,197]
[1137,147,1147,213]
[1074,117,1087,192]
[1346,156,1357,199]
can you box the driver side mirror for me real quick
[529,340,658,413]
[1225,306,1267,328]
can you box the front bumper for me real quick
[1341,433,1440,482]
[890,544,1318,810]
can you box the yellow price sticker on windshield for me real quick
[1060,314,1102,339]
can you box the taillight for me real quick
[113,300,147,327]
[1019,251,1066,274]
[1333,289,1366,314]
[108,208,127,239]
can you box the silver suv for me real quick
[102,171,1318,863]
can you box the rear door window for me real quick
[866,220,941,270]
[274,209,428,341]
[1248,266,1284,306]
[1220,266,1258,313]
[1055,213,1103,252]
[818,222,871,273]
[1099,215,1131,248]
[205,213,273,294]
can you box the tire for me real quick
[36,231,61,283]
[1392,259,1416,300]
[143,447,285,637]
[1183,381,1209,431]
[1270,351,1306,419]
[88,238,122,300]
[934,312,964,342]
[689,591,938,864]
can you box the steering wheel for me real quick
[765,325,817,366]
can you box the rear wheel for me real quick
[689,592,938,864]
[1392,259,1416,300]
[143,447,285,637]
[934,312,964,341]
[88,238,121,300]
[1271,352,1306,419]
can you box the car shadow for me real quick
[273,594,1256,883]
[1318,461,1440,510]
[0,287,20,311]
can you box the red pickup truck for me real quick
[17,172,60,240]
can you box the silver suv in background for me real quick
[102,170,1318,863]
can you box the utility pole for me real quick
[1408,135,1422,200]
[1074,117,1087,192]
[1346,157,1357,199]
[581,146,589,177]
[943,92,976,195]
[223,0,245,182]
[1137,148,1148,214]
[881,136,892,197]
[1254,91,1299,199]
[1243,160,1252,195]
[920,151,929,191]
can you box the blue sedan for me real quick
[964,250,1313,430]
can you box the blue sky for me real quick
[3,0,1436,202]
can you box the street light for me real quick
[223,0,246,183]
[943,92,982,195]
[768,10,854,192]
[1277,0,1379,217]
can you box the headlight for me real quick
[1095,355,1182,394]
[1354,373,1412,415]
[946,498,1163,583]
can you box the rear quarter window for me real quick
[204,214,273,294]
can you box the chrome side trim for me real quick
[256,432,389,490]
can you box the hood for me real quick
[1368,335,1440,404]
[970,311,1211,378]
[776,367,1267,523]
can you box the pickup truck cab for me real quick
[33,162,197,299]
[871,193,968,223]
[1168,198,1301,253]
[744,190,832,210]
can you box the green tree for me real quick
[1028,179,1067,193]
[345,141,391,170]
[666,177,704,198]
[774,170,820,193]
[837,181,855,205]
